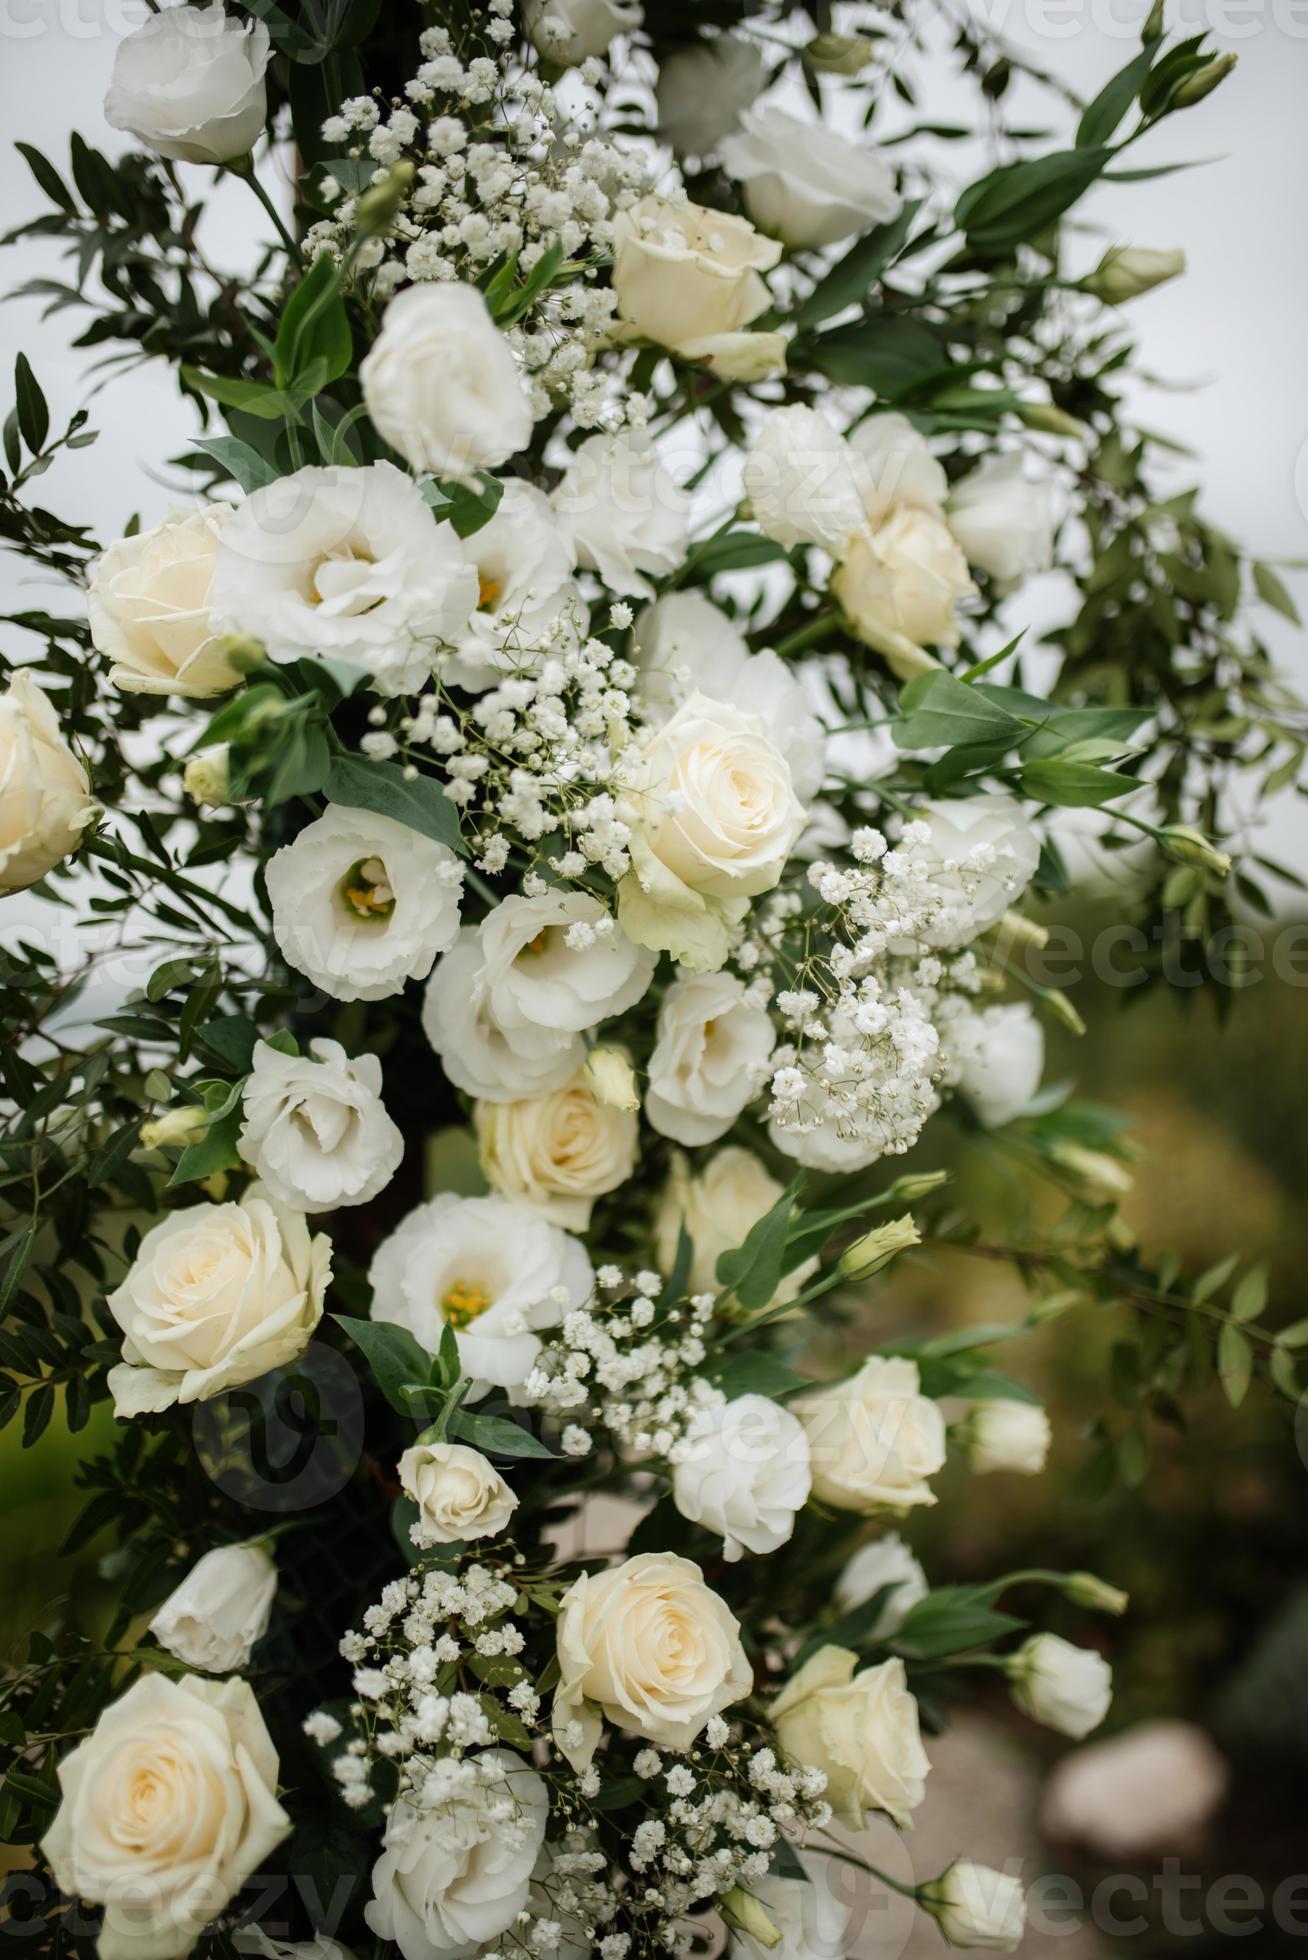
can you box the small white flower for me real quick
[672,1395,811,1561]
[148,1542,277,1674]
[360,282,533,478]
[920,1861,1027,1952]
[238,1037,404,1213]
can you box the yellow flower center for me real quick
[478,573,503,611]
[339,856,395,922]
[441,1279,494,1329]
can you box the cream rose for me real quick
[359,283,532,479]
[552,1552,752,1769]
[89,508,242,698]
[0,669,95,895]
[475,1069,638,1231]
[796,1356,946,1514]
[105,1186,331,1417]
[832,507,976,679]
[398,1441,518,1547]
[654,1146,816,1305]
[41,1672,290,1960]
[770,1646,930,1829]
[727,1849,851,1960]
[645,971,775,1147]
[721,105,901,249]
[148,1542,277,1675]
[611,195,786,381]
[962,1398,1052,1477]
[104,1,271,165]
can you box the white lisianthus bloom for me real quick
[743,405,866,553]
[365,1749,548,1960]
[525,0,642,63]
[672,1394,812,1561]
[210,463,476,696]
[104,1,270,165]
[106,1186,331,1418]
[1009,1634,1113,1740]
[727,1850,851,1960]
[921,1861,1028,1952]
[475,1068,638,1230]
[797,1357,947,1514]
[265,806,464,1003]
[654,1147,817,1305]
[398,1441,518,1546]
[182,745,232,809]
[656,36,768,158]
[443,481,581,691]
[948,452,1055,584]
[421,928,583,1104]
[846,411,949,521]
[941,999,1045,1128]
[721,105,901,248]
[237,1037,404,1213]
[368,1191,593,1395]
[360,283,533,480]
[148,1543,277,1675]
[552,1553,752,1770]
[770,1646,930,1829]
[645,971,775,1147]
[962,1398,1052,1477]
[88,508,242,698]
[0,669,95,895]
[619,693,807,972]
[551,432,690,598]
[41,1672,289,1960]
[894,796,1041,948]
[611,194,786,381]
[833,1531,929,1636]
[479,889,655,1037]
[832,508,976,679]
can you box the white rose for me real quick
[551,432,690,598]
[797,1357,946,1514]
[656,36,767,158]
[552,1552,752,1769]
[525,0,641,63]
[672,1394,811,1561]
[265,805,464,1003]
[106,1186,331,1418]
[721,105,900,248]
[443,481,581,691]
[611,194,786,381]
[619,693,806,972]
[894,796,1041,948]
[0,669,95,895]
[422,927,583,1104]
[963,1398,1052,1477]
[645,971,775,1147]
[743,405,866,553]
[846,411,949,522]
[833,1531,929,1637]
[770,1646,929,1829]
[41,1672,289,1960]
[368,1191,592,1395]
[948,452,1055,584]
[365,1748,548,1960]
[654,1147,817,1305]
[921,1861,1028,1952]
[1009,1634,1113,1740]
[88,508,241,698]
[942,999,1044,1128]
[104,2,270,165]
[235,1936,355,1960]
[475,1068,638,1230]
[360,283,533,480]
[210,463,476,695]
[833,507,976,678]
[727,1850,851,1960]
[237,1037,404,1212]
[398,1441,518,1546]
[148,1543,277,1675]
[477,889,655,1041]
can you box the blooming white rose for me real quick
[475,1068,638,1230]
[1041,1719,1228,1858]
[41,1672,289,1960]
[369,1191,592,1395]
[673,1394,811,1561]
[360,283,532,480]
[846,411,949,522]
[770,1646,930,1829]
[398,1441,518,1546]
[963,1398,1052,1477]
[553,1553,752,1769]
[106,1186,331,1418]
[797,1357,946,1514]
[443,481,581,691]
[654,1147,817,1305]
[656,36,767,158]
[422,927,583,1104]
[948,453,1055,584]
[365,1749,548,1960]
[743,405,866,553]
[210,463,476,695]
[921,1861,1027,1952]
[477,889,655,1042]
[645,971,775,1147]
[721,106,901,248]
[237,1037,404,1213]
[833,506,976,678]
[235,1936,354,1960]
[727,1850,850,1960]
[148,1543,277,1675]
[265,806,464,1003]
[942,999,1045,1128]
[0,669,95,895]
[104,2,270,165]
[894,796,1041,949]
[551,432,690,598]
[525,0,641,63]
[88,508,242,698]
[611,194,786,381]
[833,1531,929,1637]
[619,693,807,971]
[1009,1634,1113,1740]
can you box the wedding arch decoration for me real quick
[0,3,1303,1956]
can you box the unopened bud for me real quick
[720,1890,783,1950]
[140,1105,209,1151]
[993,909,1050,952]
[1049,1141,1134,1200]
[1158,824,1231,876]
[1084,245,1186,306]
[183,744,230,808]
[1142,0,1165,39]
[584,1045,639,1113]
[887,1168,951,1202]
[1169,49,1237,106]
[1040,988,1086,1036]
[838,1213,920,1280]
[804,31,875,73]
[1018,401,1089,441]
[355,161,415,238]
[217,633,267,675]
[1065,1571,1130,1616]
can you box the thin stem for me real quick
[230,159,304,266]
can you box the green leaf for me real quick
[716,1183,800,1312]
[892,671,1023,750]
[334,1314,435,1417]
[13,354,49,453]
[325,754,465,855]
[16,143,76,214]
[894,1586,1026,1658]
[710,1351,809,1401]
[449,1409,558,1459]
[273,253,352,391]
[806,316,948,398]
[1230,1265,1268,1325]
[425,472,505,540]
[193,436,280,493]
[956,147,1113,253]
[1217,1321,1253,1407]
[794,198,924,330]
[167,1103,243,1188]
[1018,759,1143,807]
[1076,47,1156,148]
[1252,561,1302,625]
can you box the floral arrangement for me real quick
[0,4,1302,1958]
